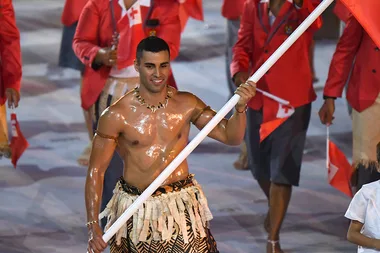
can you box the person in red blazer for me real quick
[319,15,380,192]
[0,0,22,157]
[0,0,21,108]
[73,0,181,226]
[59,0,90,167]
[231,0,322,252]
[222,0,248,171]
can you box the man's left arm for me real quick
[154,1,181,60]
[0,0,22,107]
[293,0,323,32]
[191,82,256,146]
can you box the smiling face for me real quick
[134,50,171,94]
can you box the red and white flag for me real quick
[260,96,294,142]
[10,113,29,168]
[326,127,353,197]
[116,0,150,69]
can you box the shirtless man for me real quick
[85,36,256,253]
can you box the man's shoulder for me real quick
[112,92,134,111]
[100,94,132,121]
[173,91,209,114]
[175,90,198,103]
[99,105,123,122]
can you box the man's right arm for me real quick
[323,16,363,99]
[230,0,255,86]
[318,16,363,125]
[72,0,103,69]
[85,107,123,252]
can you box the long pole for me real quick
[102,0,335,243]
[326,126,330,169]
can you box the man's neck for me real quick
[138,85,169,104]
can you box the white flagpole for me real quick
[326,126,330,169]
[257,88,290,105]
[101,0,335,243]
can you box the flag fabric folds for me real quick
[335,0,380,47]
[10,113,29,168]
[326,128,353,197]
[260,97,294,142]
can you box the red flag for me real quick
[327,139,353,197]
[116,0,147,69]
[260,97,294,142]
[178,0,204,32]
[338,0,380,47]
[10,113,29,168]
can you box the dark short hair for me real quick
[136,36,170,63]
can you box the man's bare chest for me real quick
[120,111,191,147]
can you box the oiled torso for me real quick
[115,88,196,190]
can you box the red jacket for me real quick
[333,0,350,23]
[231,0,322,110]
[221,0,245,20]
[0,0,22,106]
[61,0,89,26]
[73,0,181,110]
[323,16,380,113]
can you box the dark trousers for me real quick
[58,22,84,73]
[245,104,312,186]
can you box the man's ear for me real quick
[134,59,139,73]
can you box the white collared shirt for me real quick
[345,180,380,253]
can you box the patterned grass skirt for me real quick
[99,174,219,253]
